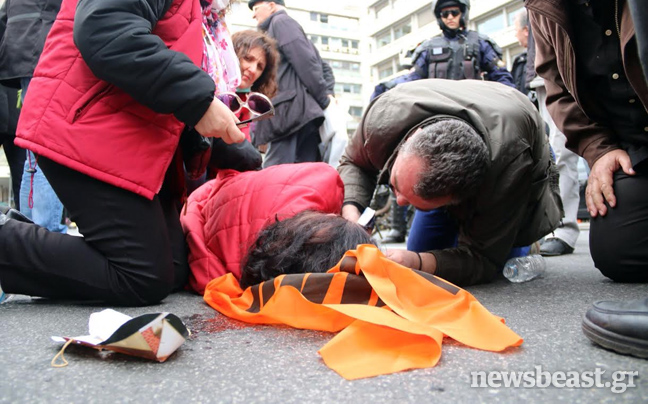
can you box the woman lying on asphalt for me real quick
[181,162,378,293]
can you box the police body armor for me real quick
[424,31,481,80]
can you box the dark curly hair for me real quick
[400,118,490,203]
[232,30,279,99]
[240,211,378,288]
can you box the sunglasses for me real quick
[441,9,461,18]
[216,92,275,126]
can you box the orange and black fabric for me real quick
[203,245,523,380]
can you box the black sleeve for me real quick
[321,60,335,96]
[209,138,262,172]
[73,0,214,126]
[272,16,331,109]
[525,22,537,86]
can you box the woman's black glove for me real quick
[209,137,262,172]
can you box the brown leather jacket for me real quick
[527,0,648,167]
[338,79,563,286]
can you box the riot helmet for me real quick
[432,0,470,37]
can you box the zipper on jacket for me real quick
[73,85,113,123]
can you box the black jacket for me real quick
[511,51,528,94]
[253,10,334,145]
[0,0,63,88]
[0,84,19,135]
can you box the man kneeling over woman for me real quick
[181,162,377,293]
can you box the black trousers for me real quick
[589,162,648,282]
[262,120,322,167]
[0,157,189,305]
[0,85,25,209]
[0,134,25,209]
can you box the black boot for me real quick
[381,193,407,243]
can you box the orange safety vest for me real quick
[203,245,523,380]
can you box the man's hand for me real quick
[586,149,635,217]
[342,204,362,223]
[194,98,245,144]
[384,249,436,274]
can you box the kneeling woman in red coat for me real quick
[181,162,377,294]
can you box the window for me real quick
[310,12,317,21]
[377,31,391,48]
[417,6,435,27]
[336,83,362,94]
[351,40,359,49]
[476,12,505,35]
[342,39,349,48]
[328,60,360,73]
[309,35,319,44]
[349,106,363,118]
[507,6,524,26]
[320,14,329,24]
[321,36,329,45]
[394,20,412,40]
[375,1,389,19]
[377,60,394,79]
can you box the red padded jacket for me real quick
[181,162,344,294]
[15,0,213,199]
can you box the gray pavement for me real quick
[2,225,648,403]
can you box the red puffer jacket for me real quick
[181,162,344,294]
[15,0,214,199]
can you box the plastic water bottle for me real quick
[502,254,546,283]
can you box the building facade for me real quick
[362,0,526,100]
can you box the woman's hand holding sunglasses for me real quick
[194,98,245,144]
[217,92,275,126]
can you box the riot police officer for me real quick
[372,0,514,98]
[370,0,515,245]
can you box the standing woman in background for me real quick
[232,29,278,141]
[205,29,279,177]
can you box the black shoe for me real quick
[582,298,648,358]
[380,229,405,243]
[539,238,574,256]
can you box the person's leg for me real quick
[0,157,180,305]
[0,84,24,209]
[263,133,298,168]
[19,151,67,233]
[3,138,26,210]
[294,120,322,163]
[538,87,579,255]
[18,151,33,220]
[407,208,459,252]
[158,185,190,291]
[407,208,533,260]
[381,191,408,243]
[589,163,648,282]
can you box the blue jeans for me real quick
[18,77,67,233]
[407,208,530,261]
[19,151,67,233]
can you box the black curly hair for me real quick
[239,211,378,288]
